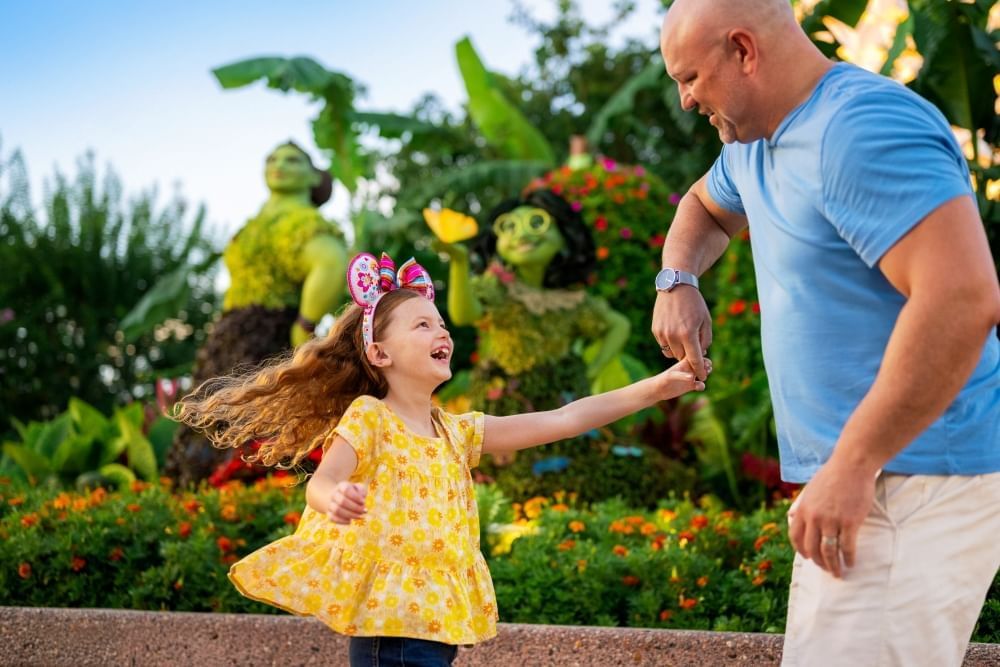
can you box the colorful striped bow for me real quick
[347,252,435,347]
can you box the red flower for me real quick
[283,511,302,526]
[659,609,672,622]
[678,530,696,543]
[594,217,608,231]
[126,503,141,513]
[71,556,86,572]
[754,535,770,551]
[679,596,698,610]
[622,575,641,586]
[20,513,39,528]
[178,521,192,539]
[728,300,747,315]
[752,302,761,314]
[758,560,773,572]
[109,547,124,562]
[649,233,666,248]
[17,562,31,579]
[217,536,233,553]
[689,515,708,530]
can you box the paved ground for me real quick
[1,607,998,666]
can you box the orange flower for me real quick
[690,515,708,530]
[679,596,698,610]
[89,487,107,505]
[126,503,141,513]
[17,562,31,579]
[612,544,629,557]
[658,509,677,522]
[597,247,610,260]
[130,480,150,493]
[697,576,709,588]
[71,556,86,572]
[568,521,585,533]
[622,575,641,586]
[625,516,646,525]
[52,493,71,510]
[428,621,442,634]
[640,522,657,536]
[576,559,587,573]
[178,521,192,539]
[20,513,39,528]
[115,517,126,526]
[283,511,301,526]
[173,580,184,590]
[752,575,767,586]
[758,560,773,573]
[557,539,576,552]
[728,300,747,315]
[8,496,25,506]
[222,553,239,565]
[220,504,238,521]
[216,536,233,553]
[182,499,200,514]
[109,547,124,562]
[678,530,696,543]
[754,535,770,551]
[659,609,672,622]
[550,503,568,512]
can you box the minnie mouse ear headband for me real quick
[347,252,435,348]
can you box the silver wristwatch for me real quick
[654,267,699,292]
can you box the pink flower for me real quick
[633,166,646,177]
[601,157,617,172]
[668,192,682,206]
[616,278,628,288]
[0,308,14,325]
[620,228,633,240]
[571,201,583,212]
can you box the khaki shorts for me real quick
[782,471,1000,667]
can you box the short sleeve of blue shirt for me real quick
[707,145,746,216]
[820,91,972,268]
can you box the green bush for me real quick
[0,145,219,436]
[2,479,997,642]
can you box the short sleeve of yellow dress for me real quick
[227,396,498,645]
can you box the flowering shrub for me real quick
[2,478,997,642]
[525,158,680,369]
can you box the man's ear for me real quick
[729,29,757,74]
[366,342,391,368]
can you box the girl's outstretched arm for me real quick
[306,436,367,524]
[483,358,710,455]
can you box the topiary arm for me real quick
[586,301,630,381]
[292,234,348,346]
[439,242,483,326]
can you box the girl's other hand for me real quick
[326,481,367,524]
[656,357,712,398]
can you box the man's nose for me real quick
[678,83,696,112]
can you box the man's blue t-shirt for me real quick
[707,62,999,483]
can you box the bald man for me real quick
[655,1,1000,665]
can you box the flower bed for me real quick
[2,477,997,642]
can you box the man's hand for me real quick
[787,457,876,578]
[651,287,712,380]
[325,481,368,524]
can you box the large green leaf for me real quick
[455,37,555,163]
[404,160,551,207]
[119,252,220,343]
[68,398,109,438]
[909,2,997,138]
[146,416,178,470]
[33,413,72,460]
[586,57,665,149]
[115,408,158,481]
[1,443,53,481]
[348,112,443,139]
[212,56,335,93]
[51,433,97,475]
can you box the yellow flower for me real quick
[423,208,479,243]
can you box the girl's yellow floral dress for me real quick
[229,395,498,645]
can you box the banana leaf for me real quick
[586,56,665,149]
[455,36,555,163]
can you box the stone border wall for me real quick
[1,607,997,666]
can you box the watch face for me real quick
[656,268,677,290]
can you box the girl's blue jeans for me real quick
[348,636,458,666]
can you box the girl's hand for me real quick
[326,481,367,524]
[655,357,712,399]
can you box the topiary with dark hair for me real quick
[473,189,595,288]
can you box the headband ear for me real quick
[397,257,435,301]
[347,253,381,308]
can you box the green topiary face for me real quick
[493,206,565,270]
[264,144,320,196]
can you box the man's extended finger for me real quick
[683,335,707,381]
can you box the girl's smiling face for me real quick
[493,206,565,269]
[371,296,453,387]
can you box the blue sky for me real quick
[1,0,663,240]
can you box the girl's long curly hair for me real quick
[174,289,420,469]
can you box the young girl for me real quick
[176,252,710,667]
